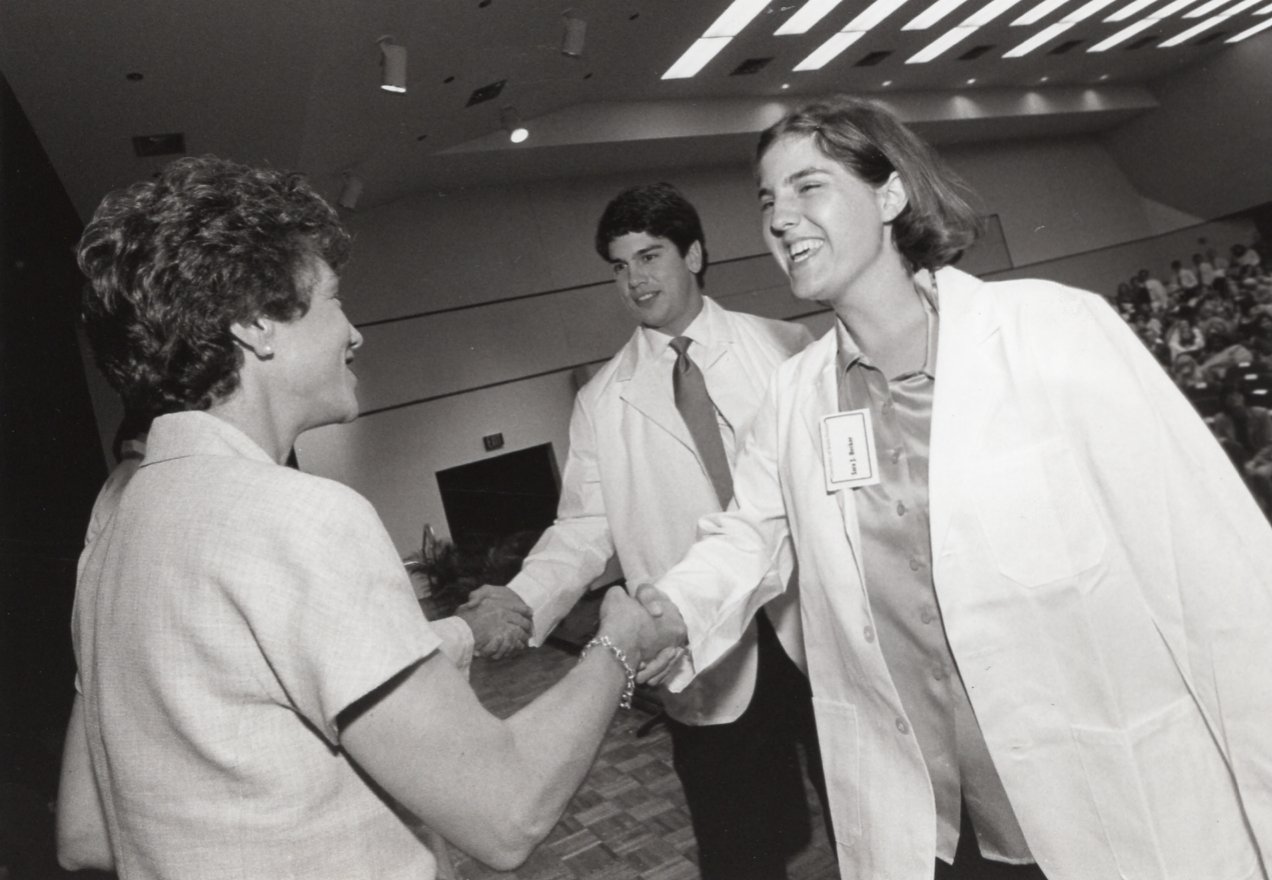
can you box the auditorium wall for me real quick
[290,131,1186,552]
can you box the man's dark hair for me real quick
[594,182,708,286]
[756,95,983,273]
[78,155,351,416]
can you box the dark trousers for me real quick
[667,612,830,880]
[934,802,1048,880]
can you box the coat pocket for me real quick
[1071,697,1259,880]
[971,439,1106,587]
[809,697,862,844]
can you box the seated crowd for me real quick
[1112,237,1272,517]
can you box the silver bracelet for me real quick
[580,635,636,710]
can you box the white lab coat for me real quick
[661,267,1272,879]
[509,296,813,724]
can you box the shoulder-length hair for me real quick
[78,156,350,416]
[756,95,982,272]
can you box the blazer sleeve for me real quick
[1042,290,1272,862]
[507,392,616,645]
[657,371,793,691]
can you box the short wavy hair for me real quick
[756,96,982,272]
[78,155,351,416]
[594,182,708,286]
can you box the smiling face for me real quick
[757,134,907,311]
[606,231,704,336]
[270,257,363,432]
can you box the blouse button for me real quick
[909,557,922,572]
[896,500,907,517]
[863,625,876,643]
[896,718,910,735]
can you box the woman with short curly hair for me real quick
[58,155,669,880]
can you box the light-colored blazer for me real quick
[509,295,813,725]
[661,268,1272,879]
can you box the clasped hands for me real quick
[462,582,689,683]
[458,585,534,659]
[596,584,689,687]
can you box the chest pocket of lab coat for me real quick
[971,439,1106,587]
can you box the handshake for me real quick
[459,583,689,684]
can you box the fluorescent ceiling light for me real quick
[662,36,731,78]
[908,24,979,58]
[793,29,865,69]
[1160,0,1260,40]
[905,0,974,28]
[1106,0,1162,22]
[1228,13,1272,35]
[846,0,915,29]
[1064,0,1122,20]
[1183,0,1236,16]
[1088,16,1156,45]
[775,0,847,34]
[1012,0,1070,22]
[908,0,1026,61]
[704,0,772,36]
[1258,1,1272,10]
[964,0,1029,25]
[1004,19,1074,52]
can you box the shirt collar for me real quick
[835,270,941,380]
[143,410,276,467]
[639,294,723,360]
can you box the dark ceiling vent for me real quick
[1194,30,1228,44]
[1049,39,1083,54]
[466,79,506,107]
[132,133,186,158]
[958,44,994,60]
[1125,33,1159,49]
[731,56,773,75]
[855,50,893,66]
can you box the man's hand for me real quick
[456,586,533,659]
[631,583,688,686]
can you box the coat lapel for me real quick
[617,331,698,457]
[928,267,1002,561]
[796,333,866,581]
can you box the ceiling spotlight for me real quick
[338,172,364,210]
[966,77,977,84]
[562,10,587,56]
[780,82,791,89]
[501,107,529,143]
[379,37,407,93]
[882,79,894,86]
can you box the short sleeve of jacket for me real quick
[219,477,441,744]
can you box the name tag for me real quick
[820,409,881,491]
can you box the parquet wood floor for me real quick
[453,645,839,880]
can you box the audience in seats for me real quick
[1115,236,1272,516]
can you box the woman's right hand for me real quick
[596,585,654,666]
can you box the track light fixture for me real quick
[338,172,364,210]
[500,107,529,144]
[379,37,407,93]
[561,10,587,57]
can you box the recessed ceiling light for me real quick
[1040,74,1050,80]
[1098,72,1110,79]
[781,82,791,89]
[882,79,894,85]
[966,76,977,83]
